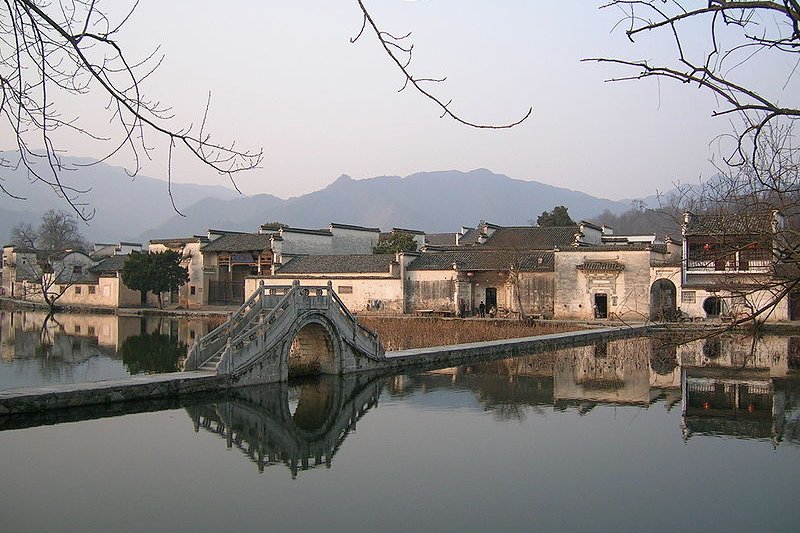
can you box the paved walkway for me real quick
[0,324,652,416]
[0,371,225,416]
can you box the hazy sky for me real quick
[5,1,792,203]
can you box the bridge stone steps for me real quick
[199,354,222,372]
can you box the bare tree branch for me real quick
[1,0,262,220]
[587,1,799,167]
[352,0,532,129]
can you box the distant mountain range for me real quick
[1,154,643,244]
[140,169,637,240]
[0,153,239,244]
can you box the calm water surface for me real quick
[0,310,213,390]
[1,333,799,532]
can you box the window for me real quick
[87,326,95,336]
[681,291,696,304]
[74,286,82,295]
[338,286,353,294]
[88,286,96,294]
[74,325,81,334]
[72,265,83,275]
[190,286,196,295]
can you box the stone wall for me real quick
[407,270,456,312]
[244,277,405,314]
[330,226,379,254]
[554,250,654,320]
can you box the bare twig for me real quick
[352,0,532,129]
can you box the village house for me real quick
[407,249,555,317]
[553,239,682,321]
[90,241,142,260]
[159,222,381,307]
[2,245,96,301]
[679,211,795,321]
[245,253,409,313]
[148,236,209,308]
[55,254,141,308]
[1,244,143,308]
[245,223,589,318]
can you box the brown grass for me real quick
[357,317,583,351]
[206,314,229,330]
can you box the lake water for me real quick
[0,310,213,390]
[1,327,799,532]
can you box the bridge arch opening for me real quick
[288,322,338,378]
[287,376,337,433]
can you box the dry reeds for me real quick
[357,317,582,351]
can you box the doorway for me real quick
[594,293,608,319]
[485,287,497,310]
[703,296,722,317]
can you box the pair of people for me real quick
[461,300,493,318]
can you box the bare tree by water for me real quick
[8,209,89,312]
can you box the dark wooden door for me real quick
[485,287,497,309]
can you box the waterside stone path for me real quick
[0,325,651,416]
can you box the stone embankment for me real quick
[0,372,227,416]
[0,324,651,416]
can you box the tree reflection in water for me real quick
[119,332,187,374]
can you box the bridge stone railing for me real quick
[184,282,294,371]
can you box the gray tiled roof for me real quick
[409,250,554,272]
[483,226,578,250]
[90,254,128,274]
[392,227,425,235]
[425,233,458,246]
[149,237,202,246]
[458,227,480,245]
[330,223,381,233]
[276,254,394,274]
[201,233,273,253]
[684,213,773,236]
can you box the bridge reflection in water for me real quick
[2,333,798,476]
[180,334,800,477]
[186,373,384,477]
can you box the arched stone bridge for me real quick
[183,281,387,385]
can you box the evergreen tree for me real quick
[536,206,577,227]
[122,251,188,308]
[373,232,418,254]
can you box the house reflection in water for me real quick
[679,335,800,446]
[0,310,214,380]
[390,334,799,444]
